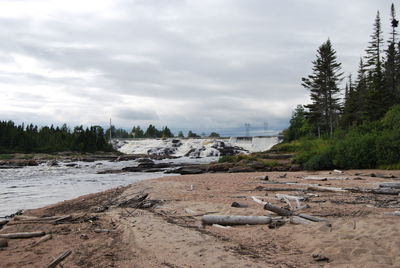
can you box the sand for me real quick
[1,170,400,267]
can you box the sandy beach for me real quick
[1,170,400,268]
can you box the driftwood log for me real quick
[46,250,72,268]
[31,234,52,247]
[308,186,348,193]
[379,182,400,189]
[346,187,400,195]
[263,203,293,216]
[290,216,313,225]
[255,187,307,192]
[0,231,45,239]
[202,215,272,226]
[298,214,326,222]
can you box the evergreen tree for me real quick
[364,11,393,120]
[131,126,144,138]
[385,4,399,103]
[302,39,343,136]
[161,126,174,138]
[177,131,184,138]
[340,74,359,128]
[283,105,311,142]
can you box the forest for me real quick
[281,4,400,170]
[0,121,112,153]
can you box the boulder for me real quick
[228,166,255,173]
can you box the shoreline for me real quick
[1,170,400,267]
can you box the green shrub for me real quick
[218,155,238,163]
[304,151,334,170]
[381,104,400,130]
[375,130,400,165]
[333,132,377,169]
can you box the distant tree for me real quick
[187,130,200,138]
[131,126,144,138]
[209,132,220,138]
[283,105,311,142]
[144,124,160,138]
[302,39,343,136]
[161,126,174,138]
[177,131,184,138]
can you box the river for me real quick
[0,157,216,217]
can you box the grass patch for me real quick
[0,154,13,160]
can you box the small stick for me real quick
[31,234,52,247]
[46,250,72,268]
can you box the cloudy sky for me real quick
[0,0,397,136]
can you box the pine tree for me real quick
[365,11,393,120]
[302,39,343,136]
[340,74,359,128]
[385,4,399,102]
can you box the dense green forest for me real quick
[0,121,112,153]
[0,121,221,154]
[281,4,400,170]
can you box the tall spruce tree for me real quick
[302,39,343,136]
[365,11,393,120]
[385,4,399,102]
[341,74,358,128]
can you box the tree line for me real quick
[0,121,112,153]
[108,124,220,139]
[285,4,400,142]
[282,4,400,170]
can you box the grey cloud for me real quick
[0,0,397,133]
[116,108,159,121]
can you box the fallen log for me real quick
[308,186,348,193]
[202,215,272,226]
[46,250,72,268]
[346,187,400,195]
[31,234,52,247]
[255,187,307,192]
[290,216,313,225]
[0,231,45,239]
[384,211,400,216]
[263,203,293,216]
[298,213,326,222]
[304,176,347,181]
[94,229,117,233]
[379,182,400,189]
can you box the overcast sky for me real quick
[0,0,397,136]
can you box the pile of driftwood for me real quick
[202,173,400,228]
[202,194,327,228]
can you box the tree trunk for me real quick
[202,215,272,226]
[0,231,45,239]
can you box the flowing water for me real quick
[0,137,279,217]
[0,157,216,217]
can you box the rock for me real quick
[65,163,78,167]
[137,158,155,164]
[289,164,302,171]
[312,253,330,262]
[0,239,8,248]
[228,166,255,173]
[207,163,234,172]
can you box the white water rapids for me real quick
[0,137,279,217]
